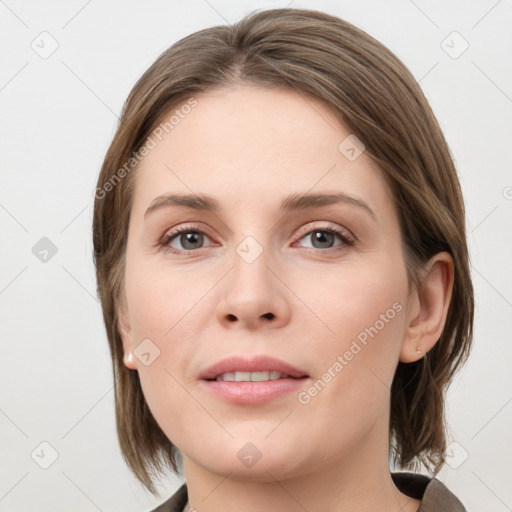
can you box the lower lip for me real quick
[199,378,309,405]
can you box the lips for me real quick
[199,355,309,381]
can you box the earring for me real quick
[125,352,134,366]
[416,346,422,354]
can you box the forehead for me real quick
[131,84,391,215]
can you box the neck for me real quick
[182,437,420,512]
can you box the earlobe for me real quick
[117,303,138,371]
[399,252,454,363]
[124,351,136,370]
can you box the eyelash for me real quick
[159,222,355,256]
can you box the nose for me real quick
[216,243,291,330]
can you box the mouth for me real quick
[199,355,310,404]
[207,371,305,382]
[199,355,309,381]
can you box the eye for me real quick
[294,223,354,251]
[160,224,214,254]
[160,222,355,255]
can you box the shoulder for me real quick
[149,483,188,512]
[392,471,466,511]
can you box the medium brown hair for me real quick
[93,7,474,495]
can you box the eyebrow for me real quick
[144,191,376,220]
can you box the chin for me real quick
[183,437,310,481]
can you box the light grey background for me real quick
[1,0,511,510]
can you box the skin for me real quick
[118,83,454,512]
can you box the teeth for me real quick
[215,371,290,382]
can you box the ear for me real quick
[116,294,138,371]
[399,252,454,363]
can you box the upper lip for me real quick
[199,355,309,380]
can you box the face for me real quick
[118,83,414,480]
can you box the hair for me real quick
[92,7,474,496]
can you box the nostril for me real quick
[262,312,274,320]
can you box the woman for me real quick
[93,8,473,511]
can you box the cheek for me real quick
[298,255,407,350]
[123,262,214,445]
[295,258,408,416]
[124,259,201,339]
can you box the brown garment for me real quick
[150,472,466,511]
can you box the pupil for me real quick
[182,232,202,249]
[313,231,333,248]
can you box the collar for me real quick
[152,471,466,511]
